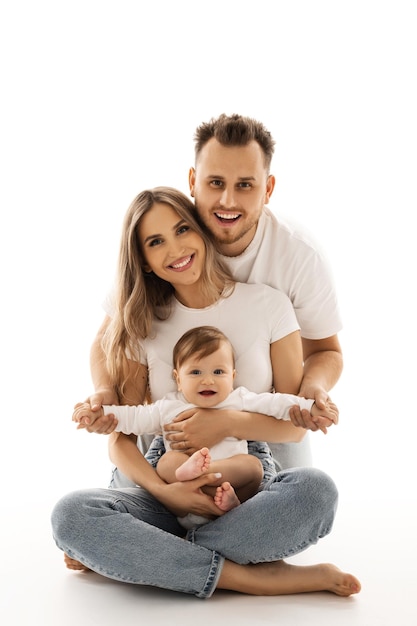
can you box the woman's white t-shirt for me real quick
[135,282,299,401]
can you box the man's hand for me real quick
[153,473,224,518]
[73,388,119,434]
[163,408,228,455]
[289,386,338,433]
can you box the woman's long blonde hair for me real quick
[103,186,234,397]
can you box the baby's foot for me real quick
[175,447,211,481]
[214,481,241,512]
[64,553,90,572]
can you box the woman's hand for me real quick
[163,408,230,455]
[153,473,224,518]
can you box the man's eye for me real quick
[210,180,223,187]
[238,182,252,189]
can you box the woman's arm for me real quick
[108,431,224,518]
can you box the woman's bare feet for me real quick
[64,553,90,572]
[218,560,361,597]
[175,447,211,481]
[214,481,241,512]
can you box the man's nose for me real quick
[219,187,237,209]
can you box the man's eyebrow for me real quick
[206,175,257,181]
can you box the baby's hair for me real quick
[173,326,235,370]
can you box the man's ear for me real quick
[264,174,276,204]
[189,167,196,197]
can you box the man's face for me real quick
[189,138,275,257]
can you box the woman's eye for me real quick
[149,238,162,247]
[177,225,190,235]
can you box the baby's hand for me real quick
[72,402,104,429]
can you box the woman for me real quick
[51,187,360,598]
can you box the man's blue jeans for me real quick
[51,467,338,598]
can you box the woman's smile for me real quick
[167,254,195,271]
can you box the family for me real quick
[51,113,361,598]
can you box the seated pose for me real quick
[52,186,360,598]
[73,326,337,528]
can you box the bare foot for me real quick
[214,481,241,512]
[219,560,361,597]
[175,447,211,481]
[64,553,90,572]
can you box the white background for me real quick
[1,0,416,511]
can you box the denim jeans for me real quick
[51,466,338,598]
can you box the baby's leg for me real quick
[214,482,241,512]
[156,450,190,483]
[175,447,211,481]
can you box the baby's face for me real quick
[174,342,235,408]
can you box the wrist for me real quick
[94,386,118,405]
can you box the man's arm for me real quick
[289,334,343,429]
[300,335,343,400]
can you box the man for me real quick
[87,113,342,470]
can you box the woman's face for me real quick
[138,202,206,290]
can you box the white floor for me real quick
[2,491,415,626]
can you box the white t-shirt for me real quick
[222,207,342,340]
[106,387,314,460]
[134,282,299,401]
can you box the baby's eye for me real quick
[190,369,201,375]
[213,369,224,375]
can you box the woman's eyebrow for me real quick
[143,219,187,244]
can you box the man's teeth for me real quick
[171,256,191,269]
[215,212,240,220]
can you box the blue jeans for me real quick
[51,467,338,598]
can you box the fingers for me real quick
[289,406,320,431]
[192,472,223,491]
[85,414,118,434]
